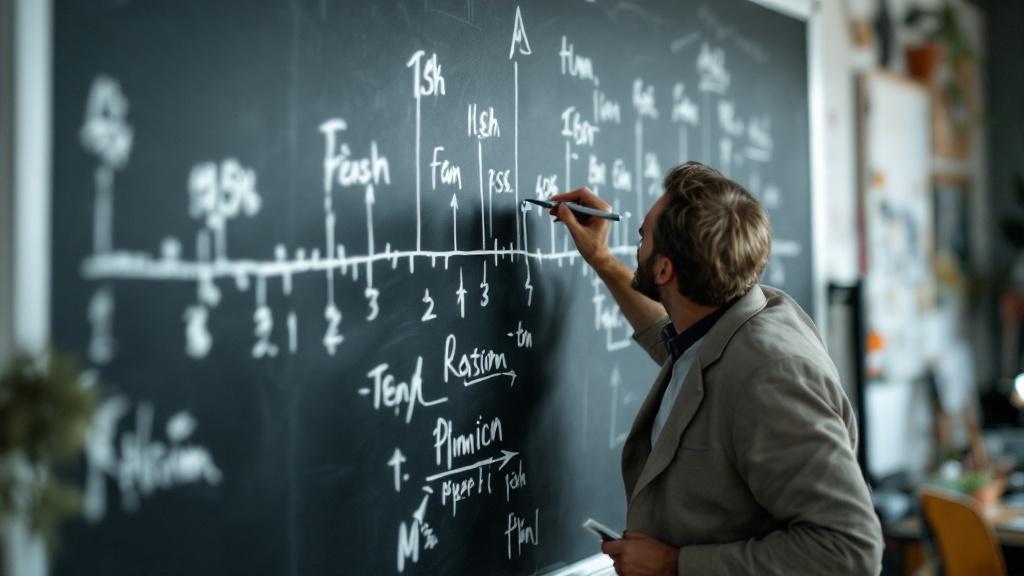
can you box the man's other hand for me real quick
[549,187,613,270]
[601,531,679,576]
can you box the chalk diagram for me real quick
[71,5,801,572]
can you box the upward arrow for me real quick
[450,193,459,249]
[509,5,532,59]
[609,365,625,449]
[388,447,406,492]
[412,492,430,524]
[365,185,376,286]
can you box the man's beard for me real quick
[631,253,661,302]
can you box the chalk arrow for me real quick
[388,447,407,492]
[463,370,517,388]
[509,6,532,59]
[609,365,628,448]
[424,450,520,483]
[495,449,518,471]
[450,193,459,249]
[365,185,376,249]
[412,491,430,524]
[365,185,376,287]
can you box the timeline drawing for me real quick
[61,3,809,574]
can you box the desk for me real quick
[885,506,1024,575]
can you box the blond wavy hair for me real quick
[653,162,772,307]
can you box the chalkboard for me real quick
[50,1,811,574]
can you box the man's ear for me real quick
[654,255,674,286]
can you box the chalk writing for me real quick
[84,396,221,521]
[559,36,599,86]
[64,7,810,572]
[361,358,448,424]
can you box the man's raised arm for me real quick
[550,188,666,334]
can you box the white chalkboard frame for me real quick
[11,0,51,359]
[805,0,830,338]
[7,0,53,574]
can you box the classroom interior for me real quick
[3,0,1024,575]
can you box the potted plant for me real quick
[903,1,979,158]
[0,353,97,572]
[903,1,974,85]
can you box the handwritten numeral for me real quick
[421,289,437,322]
[324,304,344,355]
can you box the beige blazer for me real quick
[624,285,883,575]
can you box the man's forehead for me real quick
[644,194,669,228]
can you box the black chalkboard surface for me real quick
[51,1,811,574]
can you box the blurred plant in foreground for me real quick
[0,353,97,554]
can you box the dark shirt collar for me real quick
[661,298,738,361]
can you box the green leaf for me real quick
[904,6,928,26]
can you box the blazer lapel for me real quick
[627,286,769,503]
[621,358,673,497]
[629,365,704,503]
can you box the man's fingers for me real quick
[602,540,626,555]
[551,187,611,211]
[622,531,648,540]
[549,188,584,202]
[556,203,577,223]
[556,204,584,236]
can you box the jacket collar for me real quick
[695,285,767,371]
[661,296,738,361]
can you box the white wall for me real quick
[815,0,991,478]
[818,0,988,283]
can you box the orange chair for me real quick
[919,489,1007,576]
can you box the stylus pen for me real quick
[522,198,621,221]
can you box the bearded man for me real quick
[549,162,883,576]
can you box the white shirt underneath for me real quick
[650,336,704,448]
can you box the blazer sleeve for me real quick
[631,316,672,366]
[676,357,883,576]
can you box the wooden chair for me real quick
[919,488,1007,576]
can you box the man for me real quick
[548,162,883,576]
